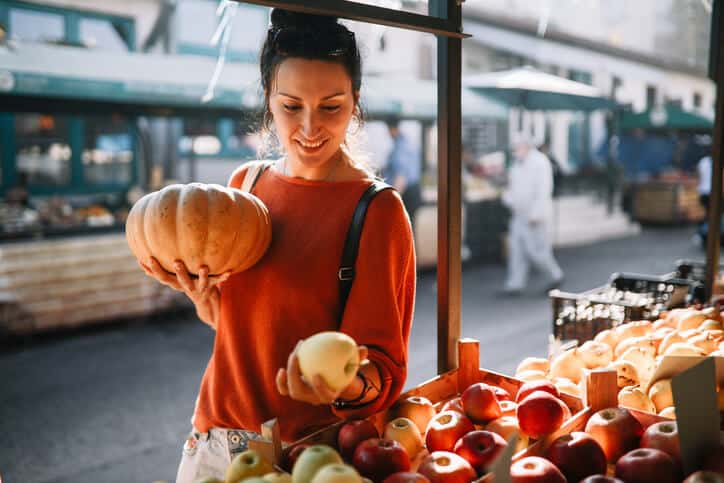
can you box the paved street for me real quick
[1,226,703,483]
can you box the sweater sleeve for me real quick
[331,188,417,420]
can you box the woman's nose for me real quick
[301,110,320,138]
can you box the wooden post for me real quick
[583,369,618,413]
[457,338,480,393]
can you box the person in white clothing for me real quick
[698,155,712,217]
[501,135,564,295]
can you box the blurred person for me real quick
[141,9,416,482]
[383,117,422,232]
[501,134,564,295]
[698,153,712,218]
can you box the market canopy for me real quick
[0,42,505,120]
[463,65,615,112]
[619,104,714,131]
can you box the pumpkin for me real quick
[126,183,271,276]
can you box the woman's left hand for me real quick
[276,343,368,406]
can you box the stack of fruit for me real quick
[516,311,724,419]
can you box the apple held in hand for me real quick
[297,331,360,392]
[425,411,475,453]
[382,472,431,483]
[310,463,363,483]
[453,430,507,475]
[352,438,411,482]
[461,383,502,424]
[337,420,379,461]
[641,421,681,467]
[614,448,677,483]
[393,396,437,436]
[384,417,424,459]
[292,445,343,483]
[510,456,565,483]
[516,391,566,439]
[417,451,477,483]
[544,431,607,482]
[226,449,274,483]
[584,407,643,463]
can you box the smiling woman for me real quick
[137,7,417,483]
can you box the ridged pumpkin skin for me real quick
[126,183,271,276]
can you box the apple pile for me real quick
[516,312,724,419]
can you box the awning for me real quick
[0,42,507,120]
[619,104,714,131]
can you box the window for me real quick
[79,17,130,51]
[694,92,702,108]
[82,115,133,185]
[9,8,64,45]
[568,69,592,85]
[15,114,72,186]
[646,85,658,109]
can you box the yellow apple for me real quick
[391,396,436,435]
[516,357,550,375]
[263,473,293,482]
[618,386,656,413]
[310,464,363,483]
[649,379,674,413]
[618,347,656,385]
[663,342,706,357]
[579,341,613,369]
[297,332,359,392]
[594,329,619,351]
[384,417,424,459]
[659,406,676,419]
[658,331,686,355]
[609,360,640,388]
[550,349,586,384]
[516,369,548,383]
[292,445,343,483]
[226,450,274,483]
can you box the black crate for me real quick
[550,272,703,343]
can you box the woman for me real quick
[141,9,416,482]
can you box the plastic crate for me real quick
[550,272,703,343]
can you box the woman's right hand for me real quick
[140,257,231,328]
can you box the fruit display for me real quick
[516,312,724,420]
[126,182,272,277]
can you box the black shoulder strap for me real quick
[249,161,273,192]
[338,180,394,316]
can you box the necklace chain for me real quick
[281,152,344,182]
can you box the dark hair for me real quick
[258,9,364,153]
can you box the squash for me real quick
[126,183,271,276]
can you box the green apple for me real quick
[310,464,363,483]
[291,445,343,483]
[239,479,268,483]
[195,478,224,483]
[384,417,424,459]
[263,473,293,482]
[226,449,274,483]
[297,332,359,392]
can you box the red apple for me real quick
[417,451,477,483]
[492,386,512,401]
[337,419,379,461]
[510,456,565,483]
[442,397,464,414]
[352,438,411,481]
[584,407,643,463]
[614,448,677,483]
[382,472,431,483]
[683,471,724,483]
[499,400,517,417]
[425,411,475,453]
[641,421,681,467]
[461,383,502,424]
[453,429,507,475]
[545,431,607,482]
[516,391,566,438]
[580,477,624,483]
[515,380,560,403]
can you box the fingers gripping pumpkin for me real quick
[126,183,272,276]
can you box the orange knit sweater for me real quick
[192,163,417,441]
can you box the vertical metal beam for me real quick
[433,0,463,374]
[706,0,723,297]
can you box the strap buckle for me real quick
[338,267,355,281]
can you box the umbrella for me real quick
[619,104,713,131]
[463,66,615,111]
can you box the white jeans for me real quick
[175,427,263,483]
[505,216,563,291]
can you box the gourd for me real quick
[126,183,271,276]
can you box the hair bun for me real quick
[271,8,339,30]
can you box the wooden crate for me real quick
[633,181,705,225]
[249,339,583,480]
